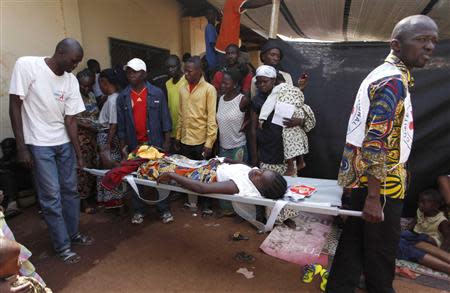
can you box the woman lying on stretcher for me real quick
[139,156,288,200]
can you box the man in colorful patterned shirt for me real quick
[327,15,439,293]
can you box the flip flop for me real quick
[4,201,21,218]
[131,213,145,224]
[71,233,94,246]
[302,264,323,283]
[4,208,21,218]
[59,249,81,264]
[320,268,329,291]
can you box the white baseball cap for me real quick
[124,58,147,72]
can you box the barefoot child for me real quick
[257,67,315,176]
[397,189,450,274]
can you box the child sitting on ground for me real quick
[258,73,315,176]
[397,189,450,274]
[0,237,52,292]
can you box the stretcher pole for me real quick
[83,168,362,217]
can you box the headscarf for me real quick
[255,65,277,79]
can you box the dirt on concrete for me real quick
[8,198,446,293]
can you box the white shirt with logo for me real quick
[9,56,85,146]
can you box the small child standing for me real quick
[397,189,450,274]
[258,79,315,176]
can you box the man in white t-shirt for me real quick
[9,38,93,264]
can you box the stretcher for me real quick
[84,168,362,231]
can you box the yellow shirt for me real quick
[165,76,187,137]
[176,76,217,148]
[414,209,447,247]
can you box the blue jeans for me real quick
[28,143,80,252]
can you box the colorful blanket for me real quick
[137,155,219,183]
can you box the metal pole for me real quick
[269,0,281,38]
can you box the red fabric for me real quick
[100,199,124,209]
[212,71,224,92]
[188,82,197,93]
[212,71,253,93]
[131,88,148,143]
[101,158,149,191]
[215,0,247,53]
[241,72,253,93]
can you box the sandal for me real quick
[302,264,323,283]
[4,201,21,218]
[131,213,144,224]
[59,249,81,264]
[320,268,329,291]
[201,208,214,216]
[234,251,255,263]
[71,233,94,246]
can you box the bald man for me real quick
[326,15,438,293]
[9,38,93,264]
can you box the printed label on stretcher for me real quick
[290,185,316,197]
[284,185,317,202]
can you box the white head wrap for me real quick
[255,65,277,78]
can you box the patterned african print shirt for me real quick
[79,91,99,120]
[338,54,414,199]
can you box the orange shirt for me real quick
[131,87,148,143]
[215,0,247,53]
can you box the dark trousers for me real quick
[326,188,403,293]
[132,185,170,215]
[180,143,211,209]
[180,143,204,160]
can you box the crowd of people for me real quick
[0,0,448,291]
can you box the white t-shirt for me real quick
[92,73,104,97]
[216,163,261,197]
[98,92,118,128]
[9,56,85,146]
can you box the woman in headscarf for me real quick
[250,65,313,225]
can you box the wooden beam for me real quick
[269,0,281,38]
